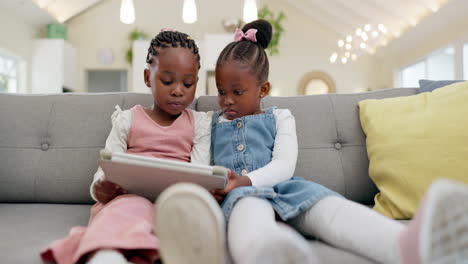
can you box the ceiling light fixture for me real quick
[120,0,135,24]
[182,0,197,24]
[329,53,338,63]
[330,23,389,64]
[338,39,344,47]
[243,0,258,23]
[328,1,451,64]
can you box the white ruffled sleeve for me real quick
[191,110,213,165]
[90,105,132,201]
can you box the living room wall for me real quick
[0,11,42,93]
[371,0,468,89]
[66,0,375,95]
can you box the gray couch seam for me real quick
[327,95,347,197]
[298,144,364,150]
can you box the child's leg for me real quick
[41,195,159,264]
[154,183,226,264]
[290,179,468,264]
[229,196,319,264]
[289,195,404,263]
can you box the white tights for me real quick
[228,196,404,264]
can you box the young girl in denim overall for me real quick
[40,30,212,264]
[155,20,468,264]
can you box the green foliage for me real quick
[258,6,285,56]
[126,28,148,64]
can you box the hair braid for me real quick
[146,30,200,69]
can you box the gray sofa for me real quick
[0,88,417,263]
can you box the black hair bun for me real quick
[242,19,272,49]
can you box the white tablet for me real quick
[99,150,227,201]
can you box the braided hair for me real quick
[216,19,272,84]
[146,30,200,69]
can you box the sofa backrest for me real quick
[0,93,153,204]
[196,88,418,204]
[0,88,417,204]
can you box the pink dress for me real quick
[41,105,195,264]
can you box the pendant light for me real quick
[120,0,135,24]
[243,0,258,23]
[182,0,197,24]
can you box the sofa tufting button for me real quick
[41,143,49,151]
[334,143,342,150]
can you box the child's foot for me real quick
[154,183,226,264]
[399,179,468,264]
[240,223,319,264]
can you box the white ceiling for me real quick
[0,0,461,57]
[32,0,102,23]
[0,0,102,25]
[286,0,456,59]
[286,0,449,38]
[1,0,451,30]
[0,0,56,26]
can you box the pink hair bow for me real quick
[234,28,257,42]
[160,28,177,32]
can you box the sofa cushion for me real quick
[196,88,418,204]
[0,203,376,264]
[0,203,91,264]
[359,81,468,219]
[418,79,465,93]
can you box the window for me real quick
[464,44,468,79]
[402,61,425,88]
[400,46,455,87]
[427,47,455,80]
[0,52,21,93]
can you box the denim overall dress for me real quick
[211,107,340,222]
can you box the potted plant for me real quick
[126,28,148,64]
[258,6,285,56]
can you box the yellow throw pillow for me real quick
[359,81,468,219]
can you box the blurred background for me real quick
[0,0,466,96]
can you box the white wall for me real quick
[0,11,42,93]
[66,0,374,94]
[372,0,468,88]
[264,1,374,95]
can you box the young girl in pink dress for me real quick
[40,29,212,264]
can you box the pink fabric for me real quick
[234,28,257,42]
[127,105,195,162]
[41,195,159,264]
[399,195,429,264]
[41,105,196,264]
[160,28,177,32]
